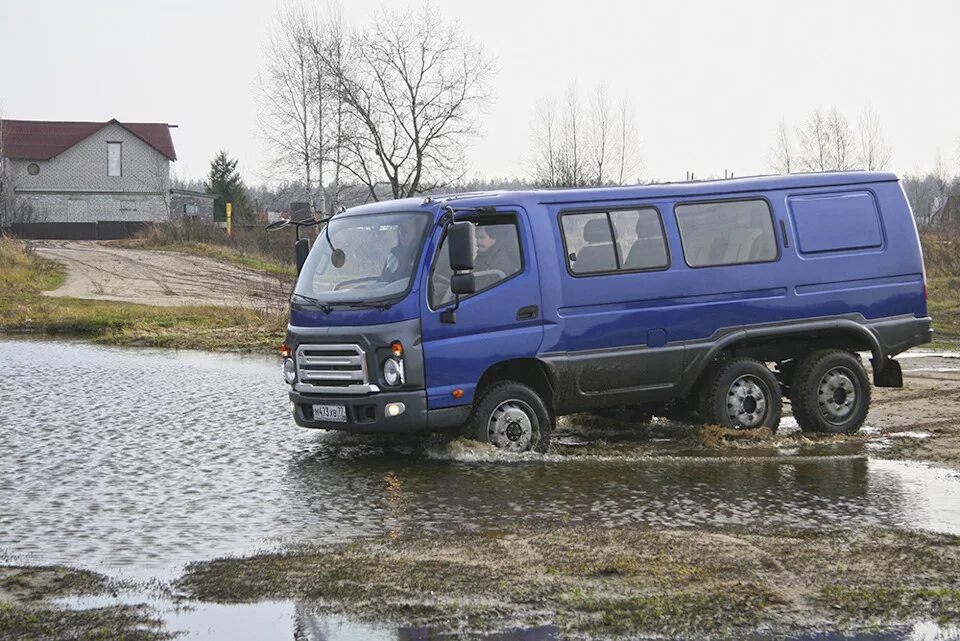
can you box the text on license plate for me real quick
[313,404,347,422]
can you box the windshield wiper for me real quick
[290,293,333,313]
[344,300,394,311]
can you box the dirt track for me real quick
[32,240,292,308]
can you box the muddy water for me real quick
[2,339,960,579]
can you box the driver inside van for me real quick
[474,225,518,276]
[381,218,420,282]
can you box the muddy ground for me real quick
[31,240,290,308]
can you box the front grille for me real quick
[294,344,378,394]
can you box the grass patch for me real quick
[177,526,960,636]
[0,237,285,351]
[0,565,169,641]
[0,602,169,641]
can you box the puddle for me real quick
[53,593,960,641]
[2,339,960,581]
[56,593,559,640]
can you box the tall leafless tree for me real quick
[856,106,892,171]
[588,86,611,185]
[797,110,832,172]
[826,108,857,170]
[614,95,640,185]
[258,4,322,211]
[769,121,795,174]
[319,5,494,201]
[531,99,559,187]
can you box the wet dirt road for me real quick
[2,339,960,639]
[31,240,290,308]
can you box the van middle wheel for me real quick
[790,349,870,434]
[468,381,553,453]
[699,358,783,431]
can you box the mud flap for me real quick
[872,357,903,388]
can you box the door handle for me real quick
[516,305,539,321]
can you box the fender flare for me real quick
[679,319,885,396]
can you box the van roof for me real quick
[342,171,899,216]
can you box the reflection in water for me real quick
[56,594,959,641]
[1,339,959,579]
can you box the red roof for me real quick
[0,118,177,161]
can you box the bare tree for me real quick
[856,106,892,171]
[320,5,495,200]
[560,86,585,187]
[258,4,321,210]
[531,85,640,187]
[614,95,640,185]
[797,110,831,172]
[769,121,795,174]
[826,108,857,170]
[588,85,612,185]
[531,99,559,187]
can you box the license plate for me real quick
[313,404,347,423]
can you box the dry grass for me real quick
[117,221,298,277]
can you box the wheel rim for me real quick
[817,366,857,425]
[725,374,769,428]
[487,399,539,452]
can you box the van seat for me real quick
[574,218,617,273]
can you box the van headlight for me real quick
[383,358,405,386]
[283,358,296,384]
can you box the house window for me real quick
[184,203,199,216]
[27,163,40,176]
[107,142,122,177]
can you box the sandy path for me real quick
[32,240,292,308]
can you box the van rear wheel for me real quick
[790,350,870,434]
[700,358,783,431]
[468,381,552,453]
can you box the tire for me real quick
[467,381,552,453]
[790,350,870,434]
[700,358,783,431]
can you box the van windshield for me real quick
[293,212,431,305]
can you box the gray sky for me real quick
[1,0,958,184]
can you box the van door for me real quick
[420,209,544,410]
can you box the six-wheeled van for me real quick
[280,172,931,452]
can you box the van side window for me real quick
[561,209,668,275]
[561,213,617,274]
[675,199,777,267]
[610,208,669,270]
[429,218,522,308]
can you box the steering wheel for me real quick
[333,276,381,291]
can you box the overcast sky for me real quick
[1,0,958,184]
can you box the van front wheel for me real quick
[790,350,870,434]
[468,381,552,453]
[700,358,783,431]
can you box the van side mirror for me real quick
[295,238,310,274]
[451,272,476,296]
[448,221,476,271]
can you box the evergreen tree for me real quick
[205,151,250,222]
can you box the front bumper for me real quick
[289,388,469,433]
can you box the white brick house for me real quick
[1,119,179,223]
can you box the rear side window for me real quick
[788,192,882,254]
[561,208,668,275]
[675,199,777,267]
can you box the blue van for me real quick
[281,172,931,452]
